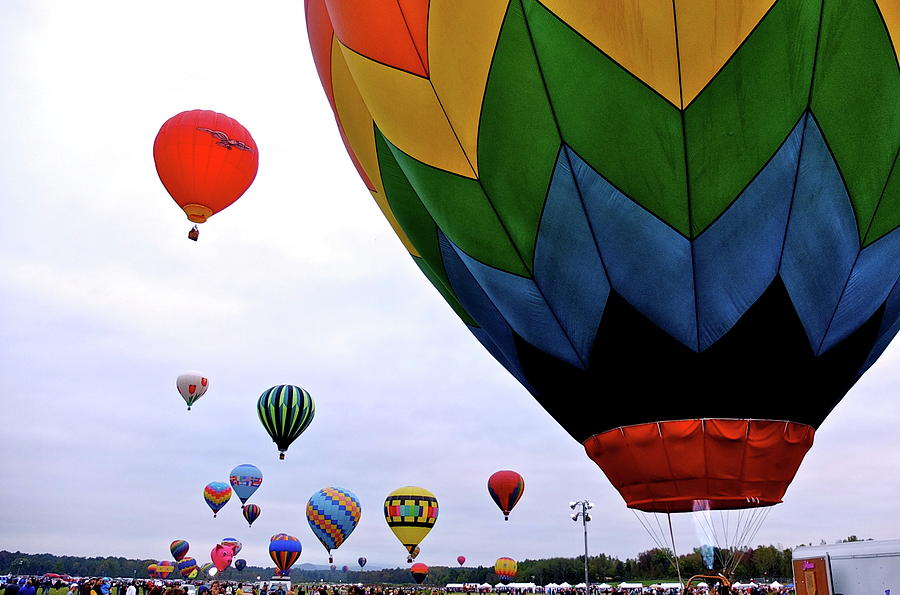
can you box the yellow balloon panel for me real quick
[428,0,510,174]
[338,42,476,179]
[875,0,900,62]
[675,0,776,106]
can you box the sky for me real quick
[1,0,899,576]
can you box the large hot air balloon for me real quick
[257,385,316,460]
[358,557,367,568]
[243,503,261,527]
[305,0,900,561]
[154,109,259,240]
[384,487,438,562]
[176,372,208,411]
[488,470,525,521]
[230,464,263,506]
[269,534,302,576]
[457,556,466,567]
[146,564,158,579]
[235,559,247,572]
[410,563,428,585]
[220,538,242,555]
[203,481,232,517]
[495,558,517,585]
[170,539,190,561]
[156,562,174,580]
[306,487,362,563]
[177,557,198,580]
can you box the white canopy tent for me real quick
[770,581,783,588]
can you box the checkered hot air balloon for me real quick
[269,534,302,575]
[305,0,900,522]
[257,385,315,460]
[203,481,232,517]
[494,558,517,585]
[384,486,438,562]
[306,487,362,564]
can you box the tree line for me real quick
[0,544,831,584]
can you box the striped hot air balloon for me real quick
[257,385,316,460]
[495,558,517,585]
[170,539,190,561]
[269,534,302,575]
[243,503,261,527]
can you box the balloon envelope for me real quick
[203,482,232,517]
[307,487,362,561]
[243,503,261,527]
[221,538,242,555]
[235,560,246,572]
[177,557,198,579]
[495,558,517,585]
[229,464,263,505]
[410,563,428,585]
[146,565,158,578]
[156,562,174,580]
[488,470,525,520]
[269,534,302,573]
[457,556,466,566]
[154,110,258,224]
[305,0,900,514]
[176,372,208,410]
[384,487,438,560]
[358,557,367,568]
[170,539,190,561]
[211,545,234,572]
[257,385,315,459]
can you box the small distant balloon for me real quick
[488,470,525,521]
[358,557,367,568]
[170,540,190,561]
[243,504,261,527]
[229,464,263,506]
[146,564,158,578]
[203,481,232,517]
[329,565,336,572]
[457,556,466,566]
[341,566,348,573]
[410,563,428,585]
[235,559,247,572]
[176,372,209,410]
[221,538,242,555]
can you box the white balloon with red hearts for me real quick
[177,371,209,410]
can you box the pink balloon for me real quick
[211,544,234,572]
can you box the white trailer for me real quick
[793,538,900,595]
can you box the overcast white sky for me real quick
[1,0,899,574]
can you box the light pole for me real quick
[569,501,593,595]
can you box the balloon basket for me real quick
[188,225,199,241]
[279,452,285,460]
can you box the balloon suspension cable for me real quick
[693,504,773,577]
[667,512,683,588]
[631,509,679,570]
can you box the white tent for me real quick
[617,583,642,589]
[770,581,783,588]
[696,583,708,588]
[479,584,493,590]
[558,583,571,589]
[544,584,559,591]
[658,584,683,589]
[574,584,586,589]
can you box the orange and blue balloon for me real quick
[488,470,525,520]
[229,464,263,506]
[306,487,361,563]
[243,504,261,527]
[156,561,174,580]
[410,563,428,585]
[203,481,232,517]
[269,534,302,575]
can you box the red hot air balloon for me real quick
[154,110,259,240]
[488,470,525,520]
[457,556,466,566]
[410,563,428,585]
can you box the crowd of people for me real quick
[0,578,796,595]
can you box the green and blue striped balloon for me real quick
[257,384,315,460]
